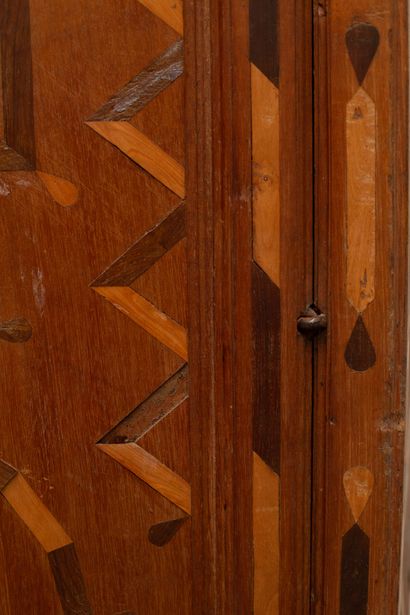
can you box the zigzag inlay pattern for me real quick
[86,36,185,197]
[91,203,187,359]
[92,2,189,544]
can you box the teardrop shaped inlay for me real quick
[0,318,32,343]
[343,467,374,523]
[345,316,376,372]
[346,23,380,85]
[148,517,188,547]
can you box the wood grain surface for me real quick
[0,1,192,612]
[0,0,36,169]
[253,452,279,615]
[312,1,408,612]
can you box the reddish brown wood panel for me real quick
[0,1,192,613]
[313,0,408,613]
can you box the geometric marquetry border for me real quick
[89,0,190,546]
[250,0,281,612]
[344,23,380,373]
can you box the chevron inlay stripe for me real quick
[94,286,188,360]
[89,40,184,122]
[98,365,190,517]
[92,2,189,546]
[101,364,188,444]
[98,443,191,515]
[91,203,187,358]
[86,38,185,197]
[0,460,91,613]
[250,2,281,613]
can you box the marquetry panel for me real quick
[88,0,191,552]
[0,0,192,612]
[314,1,407,612]
[250,1,281,612]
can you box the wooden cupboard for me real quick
[0,1,407,613]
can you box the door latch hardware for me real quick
[297,305,327,338]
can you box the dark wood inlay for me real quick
[0,0,35,169]
[0,318,32,343]
[0,459,17,491]
[89,39,184,122]
[249,0,279,86]
[340,523,370,615]
[252,262,280,474]
[346,23,380,85]
[344,315,376,372]
[92,202,186,287]
[48,543,92,615]
[0,141,33,171]
[101,364,188,444]
[148,517,188,546]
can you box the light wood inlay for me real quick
[346,88,376,314]
[137,0,183,35]
[2,473,72,553]
[252,64,280,286]
[94,286,188,360]
[253,452,279,615]
[343,466,374,523]
[98,443,191,514]
[37,172,79,207]
[86,121,185,197]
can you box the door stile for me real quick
[312,0,331,612]
[184,0,254,613]
[312,0,409,612]
[278,1,315,613]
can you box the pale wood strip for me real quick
[2,474,72,553]
[253,452,279,615]
[346,88,376,313]
[251,64,280,286]
[94,286,188,360]
[86,121,185,198]
[37,172,79,207]
[98,443,191,514]
[137,0,183,35]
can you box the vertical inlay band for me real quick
[346,88,376,314]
